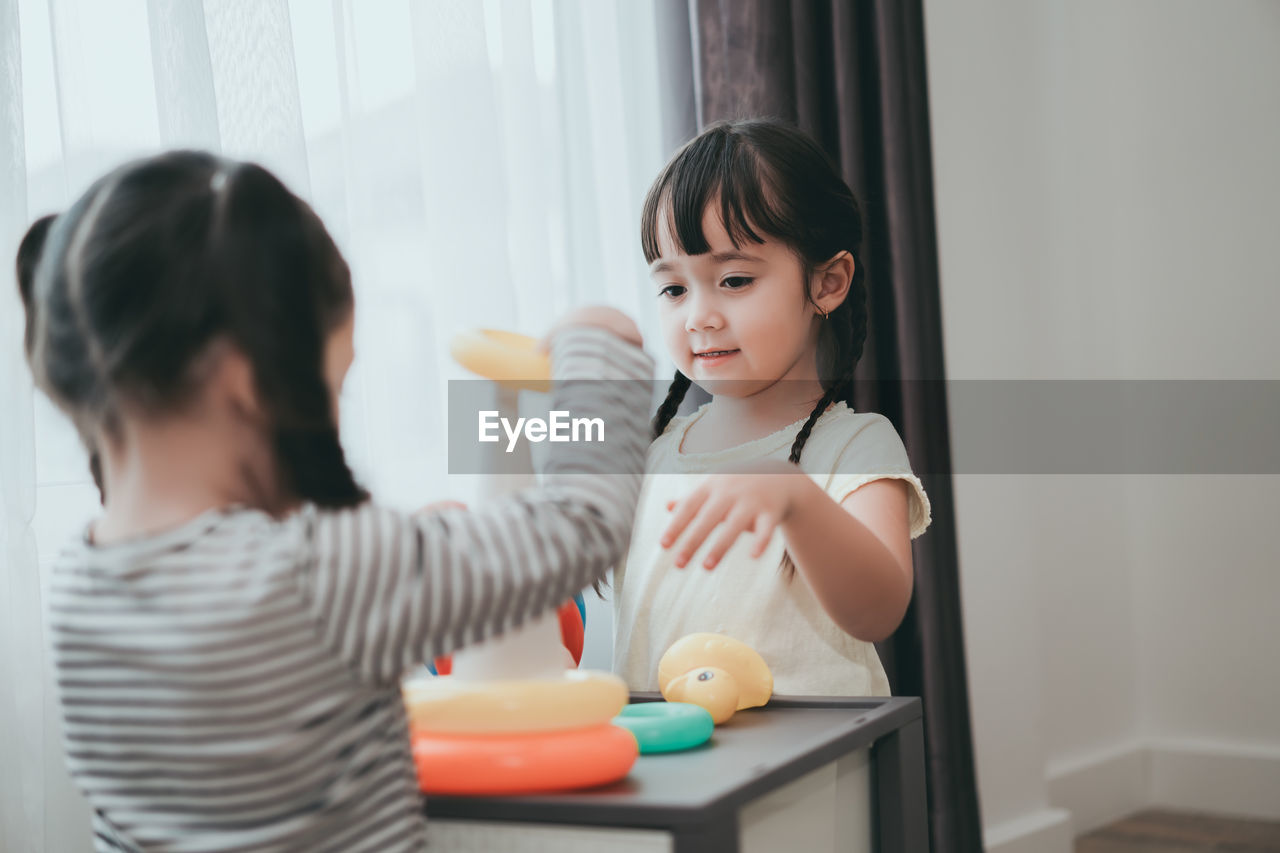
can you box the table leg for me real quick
[673,816,739,853]
[873,717,929,853]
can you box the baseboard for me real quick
[1041,737,1280,841]
[1046,741,1147,835]
[983,807,1073,853]
[1146,739,1280,822]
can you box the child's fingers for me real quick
[660,489,708,549]
[701,509,754,570]
[673,496,731,569]
[751,512,780,557]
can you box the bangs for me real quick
[640,127,797,263]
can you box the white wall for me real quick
[924,1,1280,849]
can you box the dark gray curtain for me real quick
[662,1,983,849]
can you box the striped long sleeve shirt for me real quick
[46,327,653,852]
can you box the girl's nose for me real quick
[684,293,724,332]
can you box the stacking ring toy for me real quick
[404,670,628,734]
[613,702,714,754]
[412,723,638,795]
[426,596,585,675]
[450,329,551,392]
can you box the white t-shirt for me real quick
[612,401,932,697]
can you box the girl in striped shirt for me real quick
[16,151,652,852]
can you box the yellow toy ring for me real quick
[450,329,552,392]
[403,670,629,735]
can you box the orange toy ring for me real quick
[450,329,552,392]
[412,723,638,795]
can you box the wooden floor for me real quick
[1076,810,1280,852]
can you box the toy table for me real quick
[422,694,928,853]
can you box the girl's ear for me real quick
[811,251,855,315]
[203,339,265,424]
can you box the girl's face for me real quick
[649,205,822,397]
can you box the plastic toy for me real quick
[404,669,628,734]
[411,723,638,796]
[405,668,635,795]
[613,702,715,754]
[405,329,634,796]
[450,328,551,391]
[658,633,774,724]
[425,325,578,677]
[428,594,584,675]
[559,593,586,665]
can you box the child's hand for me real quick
[661,460,806,570]
[540,306,643,351]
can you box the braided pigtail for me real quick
[214,163,368,510]
[778,254,869,577]
[651,371,691,440]
[777,376,845,579]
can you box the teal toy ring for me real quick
[613,702,714,754]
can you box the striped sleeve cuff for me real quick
[549,325,653,381]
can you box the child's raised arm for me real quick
[298,323,652,685]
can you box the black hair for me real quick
[16,213,55,352]
[640,118,869,576]
[16,213,106,502]
[17,150,366,512]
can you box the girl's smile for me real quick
[691,347,740,367]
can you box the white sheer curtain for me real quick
[0,0,667,848]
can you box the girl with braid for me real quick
[15,151,652,851]
[612,119,932,697]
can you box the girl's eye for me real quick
[722,276,754,289]
[659,284,686,299]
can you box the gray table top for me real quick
[424,694,921,829]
